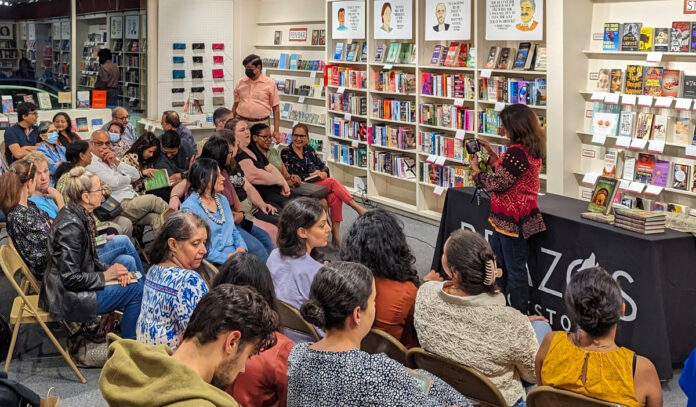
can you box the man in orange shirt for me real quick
[232,54,281,142]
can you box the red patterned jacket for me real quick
[474,144,546,239]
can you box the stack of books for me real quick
[613,207,666,234]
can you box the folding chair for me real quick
[197,259,219,287]
[276,300,321,342]
[360,328,408,366]
[526,386,620,407]
[0,245,86,383]
[7,235,41,295]
[406,347,507,407]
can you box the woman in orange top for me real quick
[535,266,662,407]
[339,209,419,348]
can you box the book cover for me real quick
[534,78,546,106]
[91,90,107,108]
[91,118,103,128]
[75,117,89,132]
[597,69,611,92]
[624,65,644,95]
[333,42,344,60]
[639,27,653,51]
[636,153,656,183]
[667,203,689,213]
[670,22,690,52]
[692,22,696,52]
[524,44,537,70]
[623,157,636,181]
[652,114,668,141]
[455,43,468,67]
[23,94,35,105]
[654,28,670,52]
[602,150,618,178]
[533,47,547,71]
[37,92,52,110]
[466,47,476,67]
[652,159,670,187]
[588,176,619,215]
[672,163,689,190]
[1,95,13,113]
[430,45,442,65]
[619,111,636,138]
[398,43,412,64]
[692,165,696,192]
[592,112,619,138]
[346,42,357,61]
[375,44,386,62]
[614,206,667,221]
[642,66,664,96]
[621,23,641,51]
[385,42,401,63]
[603,23,621,51]
[76,91,90,108]
[661,69,681,97]
[485,46,500,68]
[443,42,460,67]
[144,169,170,191]
[634,113,654,139]
[512,43,531,69]
[610,69,623,93]
[684,75,696,99]
[673,117,691,145]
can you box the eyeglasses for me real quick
[92,141,110,147]
[116,115,129,120]
[292,134,308,138]
[87,188,103,194]
[255,135,273,140]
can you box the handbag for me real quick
[292,182,329,199]
[67,313,121,368]
[92,197,123,222]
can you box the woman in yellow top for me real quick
[535,267,662,407]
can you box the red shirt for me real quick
[373,278,419,349]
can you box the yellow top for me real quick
[541,332,643,407]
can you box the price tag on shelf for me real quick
[590,91,606,101]
[453,98,465,107]
[604,93,620,105]
[426,154,437,163]
[591,131,607,145]
[480,69,492,79]
[384,64,393,70]
[637,95,653,107]
[435,156,447,166]
[675,98,692,110]
[630,138,648,150]
[628,182,646,194]
[344,113,352,121]
[298,96,305,103]
[645,52,663,63]
[618,179,631,191]
[337,86,346,94]
[685,145,696,158]
[615,136,632,149]
[124,82,129,87]
[654,97,673,108]
[494,102,506,112]
[621,94,637,106]
[455,130,466,140]
[351,140,359,148]
[644,185,663,196]
[433,186,446,196]
[647,140,665,154]
[581,173,600,186]
[310,71,317,78]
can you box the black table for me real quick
[430,187,696,380]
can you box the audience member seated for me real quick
[136,212,209,349]
[4,102,39,164]
[536,266,662,407]
[100,284,279,406]
[212,253,294,407]
[87,130,169,233]
[107,121,130,158]
[281,123,366,245]
[161,110,195,153]
[213,107,235,130]
[26,151,64,219]
[415,229,547,407]
[0,159,51,280]
[340,209,420,348]
[52,112,81,146]
[121,131,161,194]
[288,261,473,407]
[232,118,292,209]
[39,167,143,338]
[35,121,66,183]
[156,130,194,185]
[180,158,252,263]
[102,107,137,146]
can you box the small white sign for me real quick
[310,71,317,78]
[337,86,346,94]
[433,185,446,196]
[352,140,359,148]
[645,52,663,63]
[637,95,653,107]
[644,185,663,196]
[616,136,632,149]
[298,96,306,103]
[675,98,692,110]
[685,144,696,158]
[591,131,607,145]
[384,63,393,70]
[628,182,646,194]
[455,130,466,140]
[454,98,465,107]
[435,156,447,166]
[604,93,620,105]
[480,69,492,79]
[629,138,648,150]
[590,92,606,102]
[344,113,352,121]
[581,173,600,186]
[618,179,631,191]
[647,140,665,154]
[654,97,673,108]
[621,94,637,106]
[426,154,437,163]
[494,102,505,112]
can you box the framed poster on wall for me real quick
[111,16,123,39]
[0,22,13,39]
[424,0,471,41]
[125,15,139,39]
[61,21,70,40]
[332,1,366,39]
[373,0,413,40]
[486,0,543,41]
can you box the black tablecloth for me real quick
[430,187,696,380]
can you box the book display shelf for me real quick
[324,0,547,221]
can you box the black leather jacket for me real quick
[39,204,107,322]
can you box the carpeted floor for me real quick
[0,201,688,405]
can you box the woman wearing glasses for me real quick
[281,124,366,246]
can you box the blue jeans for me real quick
[239,226,273,262]
[97,235,145,277]
[531,320,552,344]
[96,280,143,339]
[489,231,529,314]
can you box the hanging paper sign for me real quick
[373,0,413,39]
[485,0,544,41]
[332,1,366,39]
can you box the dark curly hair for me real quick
[277,197,326,258]
[443,229,499,295]
[565,266,623,337]
[300,261,373,330]
[339,209,419,286]
[125,131,161,166]
[213,252,277,312]
[183,284,279,353]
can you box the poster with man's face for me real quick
[373,0,413,40]
[111,16,123,39]
[486,0,543,41]
[125,15,139,39]
[0,22,12,39]
[332,1,366,39]
[425,0,471,41]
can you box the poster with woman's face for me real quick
[486,0,544,41]
[424,0,471,41]
[125,15,139,39]
[111,16,123,39]
[332,1,366,39]
[373,0,413,40]
[0,22,12,40]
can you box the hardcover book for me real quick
[610,69,623,93]
[684,75,696,99]
[533,47,547,71]
[429,45,442,65]
[636,153,656,184]
[512,43,531,69]
[639,27,653,51]
[466,47,476,67]
[651,114,668,141]
[661,69,681,97]
[76,91,90,108]
[385,42,401,63]
[496,47,512,69]
[621,23,641,51]
[443,42,459,67]
[334,42,344,60]
[673,117,691,145]
[455,43,468,67]
[672,163,689,190]
[670,21,690,52]
[375,44,386,62]
[634,113,654,139]
[37,92,52,110]
[398,43,412,64]
[642,66,664,96]
[653,28,670,52]
[652,159,670,187]
[597,69,611,92]
[484,46,500,69]
[619,111,636,138]
[603,23,621,51]
[588,176,619,215]
[624,65,644,95]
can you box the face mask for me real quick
[46,131,59,145]
[245,68,256,79]
[109,132,120,143]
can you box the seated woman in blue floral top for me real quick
[136,211,210,350]
[288,261,473,407]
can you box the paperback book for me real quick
[654,28,670,52]
[634,113,654,139]
[624,65,644,95]
[692,22,696,52]
[603,23,621,51]
[597,69,611,92]
[512,43,531,69]
[651,114,668,141]
[670,22,690,52]
[37,92,52,110]
[429,45,442,65]
[485,46,500,68]
[375,44,386,62]
[144,169,170,191]
[652,159,670,187]
[1,95,13,113]
[661,69,681,97]
[588,176,619,215]
[672,164,689,190]
[684,75,696,99]
[621,23,641,51]
[673,117,691,145]
[639,27,653,51]
[610,69,623,93]
[635,153,656,183]
[619,111,636,138]
[642,66,664,97]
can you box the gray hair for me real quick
[63,166,96,203]
[148,211,211,264]
[521,0,536,9]
[37,121,52,135]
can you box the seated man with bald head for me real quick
[103,106,138,147]
[86,129,170,232]
[161,110,195,153]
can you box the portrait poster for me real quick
[332,1,366,39]
[27,23,36,41]
[0,22,13,40]
[425,0,472,41]
[110,16,123,39]
[486,0,544,41]
[373,0,413,40]
[52,22,61,40]
[61,21,70,40]
[125,15,139,39]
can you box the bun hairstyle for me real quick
[444,229,499,295]
[300,261,373,330]
[63,166,95,203]
[565,266,623,337]
[0,159,37,214]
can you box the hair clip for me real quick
[484,258,502,286]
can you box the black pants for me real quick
[254,185,294,209]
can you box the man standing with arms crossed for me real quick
[232,54,282,143]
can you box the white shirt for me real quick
[86,153,140,202]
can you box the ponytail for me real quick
[0,160,36,214]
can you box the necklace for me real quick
[198,194,225,225]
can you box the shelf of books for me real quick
[572,0,696,213]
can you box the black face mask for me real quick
[245,68,256,78]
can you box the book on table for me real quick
[588,176,619,215]
[144,169,170,191]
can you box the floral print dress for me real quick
[7,202,51,280]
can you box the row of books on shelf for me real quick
[52,40,69,51]
[329,143,367,167]
[372,152,416,179]
[262,57,325,72]
[78,75,97,88]
[484,43,546,71]
[125,70,140,83]
[603,22,696,52]
[326,66,367,89]
[328,93,367,115]
[330,118,367,141]
[0,50,18,59]
[277,80,324,98]
[421,162,474,188]
[420,105,475,131]
[375,42,416,65]
[277,103,326,125]
[478,109,546,136]
[592,104,696,145]
[123,54,141,67]
[421,72,475,99]
[420,133,508,162]
[480,77,547,106]
[430,42,472,68]
[596,66,694,97]
[374,70,416,94]
[372,98,416,123]
[334,41,368,63]
[372,125,415,150]
[0,40,17,49]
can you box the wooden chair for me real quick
[406,347,507,407]
[198,260,219,287]
[526,386,620,407]
[0,245,87,383]
[360,328,408,366]
[275,300,321,342]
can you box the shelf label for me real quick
[435,156,447,166]
[581,173,600,186]
[590,91,606,101]
[298,96,306,104]
[351,140,359,148]
[589,72,600,80]
[591,131,606,145]
[615,136,632,149]
[647,140,665,154]
[604,93,620,105]
[628,182,646,194]
[454,98,465,107]
[494,102,505,112]
[480,69,492,79]
[384,64,393,70]
[629,138,648,150]
[455,130,466,140]
[654,97,673,108]
[433,186,446,196]
[645,52,663,63]
[337,86,345,94]
[637,95,653,107]
[426,154,436,163]
[310,71,317,78]
[618,179,631,191]
[344,113,352,121]
[592,33,603,41]
[644,185,663,196]
[685,145,696,158]
[621,94,637,106]
[675,98,692,110]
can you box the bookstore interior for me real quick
[0,0,695,404]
